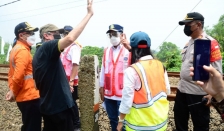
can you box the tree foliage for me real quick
[81,46,104,66]
[156,42,180,62]
[205,14,224,51]
[156,42,181,71]
[0,37,10,64]
[205,14,224,71]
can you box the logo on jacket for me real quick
[124,57,128,61]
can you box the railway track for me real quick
[0,65,221,101]
[0,64,9,81]
[167,72,179,101]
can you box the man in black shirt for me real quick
[32,1,93,131]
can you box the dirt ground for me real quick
[1,78,224,131]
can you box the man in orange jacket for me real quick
[6,22,41,131]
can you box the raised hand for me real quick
[87,0,94,16]
[120,33,131,50]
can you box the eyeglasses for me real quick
[107,31,121,38]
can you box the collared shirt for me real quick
[179,31,222,95]
[119,55,170,114]
[100,44,124,101]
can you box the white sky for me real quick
[0,0,223,50]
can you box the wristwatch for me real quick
[118,116,124,123]
[211,97,224,120]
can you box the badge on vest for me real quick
[124,57,128,61]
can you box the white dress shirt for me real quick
[119,55,170,114]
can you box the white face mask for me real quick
[110,36,120,46]
[26,35,36,46]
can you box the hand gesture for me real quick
[120,33,131,50]
[87,0,94,16]
[190,65,224,102]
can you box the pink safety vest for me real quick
[61,43,81,86]
[103,46,131,97]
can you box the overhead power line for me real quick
[154,0,202,50]
[0,0,107,23]
[0,0,83,17]
[0,0,21,8]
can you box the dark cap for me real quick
[130,31,151,48]
[59,25,73,34]
[179,12,204,25]
[39,24,63,36]
[14,22,38,36]
[106,24,123,33]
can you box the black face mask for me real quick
[53,34,61,39]
[184,25,193,36]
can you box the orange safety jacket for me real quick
[125,60,169,131]
[8,40,39,102]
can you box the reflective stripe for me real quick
[24,74,33,80]
[132,92,167,108]
[135,62,151,101]
[12,58,16,68]
[11,46,21,68]
[125,118,167,130]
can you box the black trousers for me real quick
[17,99,42,131]
[72,85,81,129]
[174,89,210,131]
[42,107,76,131]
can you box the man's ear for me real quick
[198,22,202,28]
[18,33,24,39]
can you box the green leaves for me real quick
[0,37,10,64]
[81,46,104,67]
[205,14,224,52]
[156,42,181,71]
[205,14,224,72]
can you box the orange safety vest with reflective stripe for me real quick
[103,46,130,97]
[8,40,39,102]
[60,41,82,86]
[125,60,169,131]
